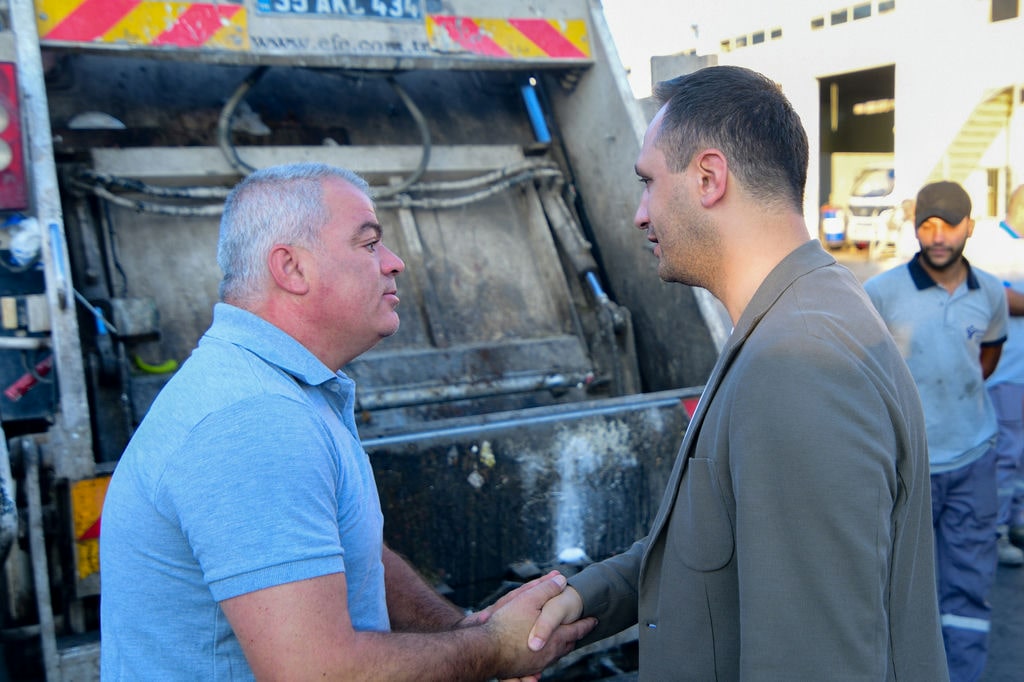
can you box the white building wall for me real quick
[653,0,1023,226]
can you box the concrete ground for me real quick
[984,562,1024,682]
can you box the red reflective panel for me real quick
[0,62,27,211]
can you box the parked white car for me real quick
[845,164,903,253]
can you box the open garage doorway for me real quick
[817,65,896,252]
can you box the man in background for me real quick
[865,180,1007,682]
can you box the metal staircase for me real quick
[925,87,1013,185]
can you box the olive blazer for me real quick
[570,240,948,681]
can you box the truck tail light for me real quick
[0,62,27,211]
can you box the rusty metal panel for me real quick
[365,387,697,607]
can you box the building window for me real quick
[831,9,849,24]
[770,27,783,39]
[720,39,732,52]
[853,3,872,19]
[992,0,1019,22]
[752,30,765,44]
[811,16,825,29]
[879,0,896,13]
[735,35,748,47]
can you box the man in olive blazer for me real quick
[527,66,948,681]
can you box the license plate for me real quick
[256,0,422,20]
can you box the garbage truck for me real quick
[0,1,722,678]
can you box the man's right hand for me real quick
[526,585,584,651]
[486,573,593,679]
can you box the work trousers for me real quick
[932,449,998,682]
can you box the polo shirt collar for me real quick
[907,253,980,292]
[205,302,343,388]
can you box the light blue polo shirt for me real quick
[865,255,1007,472]
[100,303,388,680]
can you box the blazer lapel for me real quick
[637,240,833,580]
[638,329,746,580]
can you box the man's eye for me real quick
[637,177,650,186]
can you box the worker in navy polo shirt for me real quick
[865,180,1008,682]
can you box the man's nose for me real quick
[382,246,405,274]
[634,196,649,230]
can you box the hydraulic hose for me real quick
[217,65,269,176]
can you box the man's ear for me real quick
[695,149,728,208]
[267,244,311,295]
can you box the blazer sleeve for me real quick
[567,537,645,644]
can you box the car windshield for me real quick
[852,167,895,198]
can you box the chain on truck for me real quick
[0,1,720,678]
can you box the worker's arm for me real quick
[981,343,1003,380]
[382,545,464,631]
[382,546,570,632]
[980,283,1017,379]
[221,570,596,681]
[1006,286,1024,316]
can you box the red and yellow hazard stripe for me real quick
[35,0,248,51]
[427,15,590,60]
[70,475,110,581]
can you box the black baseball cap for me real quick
[915,181,971,228]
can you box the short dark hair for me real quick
[653,65,808,212]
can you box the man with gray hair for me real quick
[100,163,594,680]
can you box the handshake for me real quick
[464,570,597,681]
